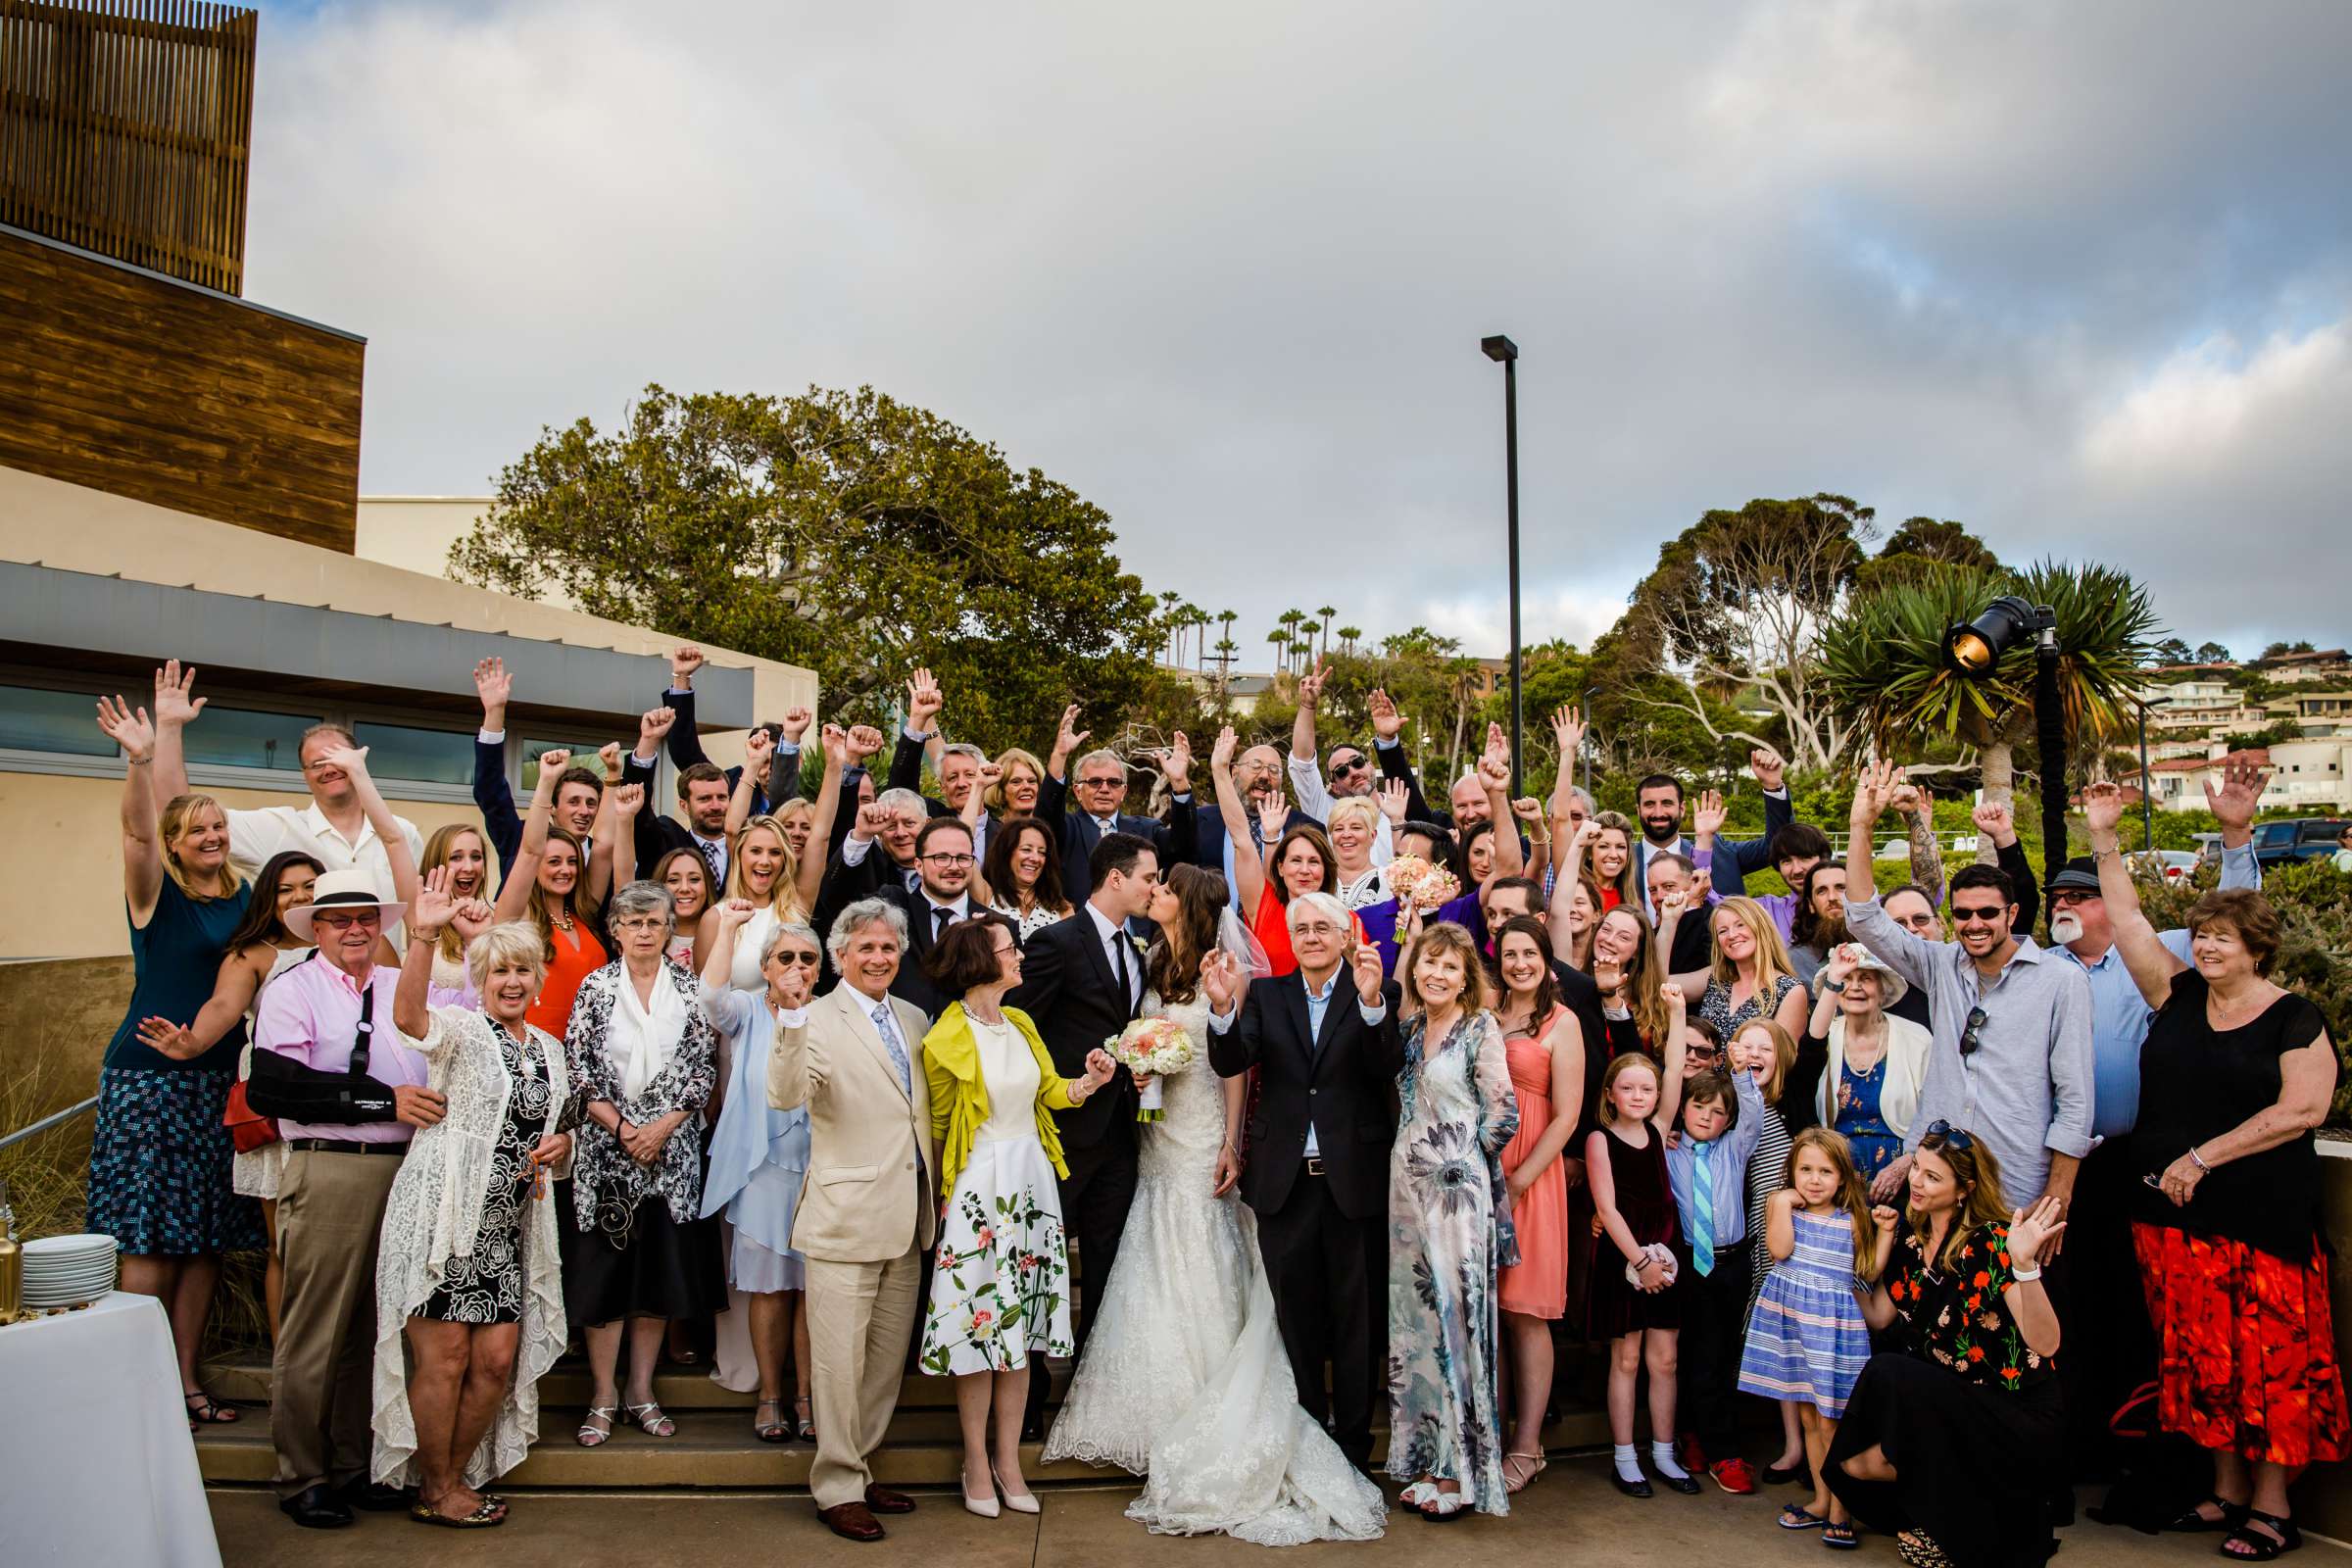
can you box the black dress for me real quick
[1828,1222,2062,1568]
[1584,1123,1683,1338]
[419,1020,559,1325]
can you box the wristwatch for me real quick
[1822,979,1845,993]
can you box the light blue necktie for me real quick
[869,1001,912,1095]
[1690,1140,1716,1276]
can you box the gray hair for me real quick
[608,879,676,932]
[827,898,908,962]
[467,920,550,989]
[941,742,987,767]
[760,919,820,965]
[876,787,927,820]
[1073,747,1128,783]
[1286,890,1350,934]
[1562,786,1595,815]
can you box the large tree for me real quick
[1852,515,2005,595]
[450,384,1176,755]
[1610,492,1874,772]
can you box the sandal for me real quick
[1822,1522,1860,1550]
[576,1405,616,1447]
[1897,1532,1953,1568]
[753,1397,790,1444]
[2222,1510,2301,1561]
[2170,1494,2254,1534]
[624,1400,676,1438]
[1781,1504,1831,1530]
[411,1497,507,1529]
[794,1394,816,1442]
[1502,1451,1547,1494]
[1417,1489,1470,1522]
[183,1391,240,1425]
[1399,1480,1438,1510]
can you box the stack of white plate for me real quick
[22,1233,117,1309]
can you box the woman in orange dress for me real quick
[1209,726,1359,975]
[491,747,631,1035]
[1492,915,1585,1494]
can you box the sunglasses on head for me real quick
[1920,1117,1974,1152]
[1958,1006,1987,1056]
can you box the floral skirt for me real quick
[86,1067,264,1256]
[2132,1222,2351,1467]
[918,1136,1072,1377]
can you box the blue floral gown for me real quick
[1386,1009,1521,1515]
[1834,1056,1901,1180]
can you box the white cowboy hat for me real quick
[1831,943,1909,1007]
[283,868,407,941]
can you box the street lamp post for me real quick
[1481,334,1522,796]
[1582,683,1600,804]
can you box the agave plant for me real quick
[1819,559,2162,848]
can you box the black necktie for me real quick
[933,905,955,940]
[1111,930,1134,1014]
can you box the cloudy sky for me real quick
[241,1,2352,664]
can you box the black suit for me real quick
[1208,970,1403,1468]
[1373,736,1446,829]
[813,845,972,1021]
[1034,771,1198,908]
[885,730,999,856]
[1006,908,1146,1428]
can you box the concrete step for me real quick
[209,1354,968,1412]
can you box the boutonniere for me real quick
[1127,934,1147,955]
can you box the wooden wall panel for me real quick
[0,0,257,295]
[0,223,363,552]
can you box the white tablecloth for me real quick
[0,1291,224,1567]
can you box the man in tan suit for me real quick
[768,897,938,1543]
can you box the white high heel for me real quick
[993,1465,1041,1515]
[961,1462,1001,1519]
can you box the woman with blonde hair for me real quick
[491,749,632,1035]
[985,747,1047,818]
[1388,919,1521,1518]
[420,822,499,988]
[1561,811,1642,914]
[1663,895,1809,1049]
[1325,795,1391,909]
[88,692,261,1429]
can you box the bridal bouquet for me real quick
[1104,1016,1196,1122]
[1385,854,1460,913]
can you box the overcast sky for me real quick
[242,1,2352,664]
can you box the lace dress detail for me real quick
[1045,993,1386,1544]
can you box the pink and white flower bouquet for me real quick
[1385,854,1460,913]
[1104,1016,1196,1122]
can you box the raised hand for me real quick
[1157,731,1194,787]
[1691,788,1726,839]
[451,898,495,938]
[1551,705,1587,759]
[1255,788,1289,842]
[1476,742,1511,793]
[153,660,206,728]
[1825,942,1860,988]
[1510,796,1544,824]
[2007,1194,2068,1270]
[1298,663,1330,707]
[906,667,944,730]
[1350,941,1386,1005]
[846,724,886,762]
[534,748,572,785]
[1848,758,1903,826]
[744,727,776,770]
[1377,777,1409,824]
[472,656,513,716]
[1200,948,1240,1012]
[316,742,373,785]
[1971,797,2016,847]
[612,782,645,818]
[820,723,850,767]
[852,801,889,842]
[1871,1203,1901,1239]
[1211,725,1238,773]
[2082,779,2126,836]
[1749,747,1786,792]
[1660,982,1687,1017]
[1367,687,1402,742]
[718,896,757,927]
[773,949,814,1008]
[777,706,813,746]
[1054,704,1090,759]
[670,645,706,685]
[94,695,155,760]
[637,706,676,748]
[975,760,1005,795]
[2204,756,2271,830]
[1688,865,1713,903]
[598,741,624,782]
[411,866,458,936]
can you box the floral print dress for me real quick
[1386,1009,1520,1514]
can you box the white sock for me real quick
[1613,1444,1643,1483]
[1651,1440,1690,1480]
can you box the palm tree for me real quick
[1277,610,1308,674]
[1316,605,1337,659]
[1820,559,2161,859]
[1338,625,1362,657]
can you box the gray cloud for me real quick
[242,0,2352,662]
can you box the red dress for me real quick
[1249,885,1364,979]
[1498,1004,1569,1319]
[527,918,607,1037]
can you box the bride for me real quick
[1044,863,1385,1544]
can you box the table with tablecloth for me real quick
[0,1290,223,1567]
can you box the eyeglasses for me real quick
[1950,903,2008,926]
[1921,1118,1974,1152]
[314,910,379,930]
[613,916,668,933]
[919,853,976,867]
[771,953,820,968]
[1293,921,1347,939]
[1958,1006,1987,1056]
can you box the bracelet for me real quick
[126,756,153,766]
[2010,1262,2042,1283]
[1822,979,1845,993]
[2187,1145,2211,1173]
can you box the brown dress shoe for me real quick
[863,1485,916,1515]
[818,1500,884,1542]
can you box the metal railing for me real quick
[0,1096,98,1154]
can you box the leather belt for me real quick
[1302,1156,1327,1177]
[286,1138,408,1156]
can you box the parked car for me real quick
[1876,838,1910,862]
[2128,850,2200,884]
[2191,832,2226,865]
[2249,818,2350,867]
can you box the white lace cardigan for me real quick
[370,1004,577,1488]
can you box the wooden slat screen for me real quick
[0,0,257,295]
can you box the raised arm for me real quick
[1728,748,1795,875]
[471,657,524,874]
[2082,781,2188,1008]
[149,659,205,805]
[395,872,458,1041]
[1897,778,1942,906]
[1548,817,1600,953]
[491,747,568,922]
[133,946,266,1061]
[2204,757,2269,892]
[891,667,944,799]
[96,695,167,924]
[699,896,756,998]
[1368,687,1437,823]
[1653,984,1690,1130]
[1477,725,1522,880]
[318,742,418,910]
[1045,704,1088,786]
[594,781,644,903]
[1210,726,1267,914]
[792,725,851,915]
[1653,887,1709,1002]
[661,647,716,772]
[1288,664,1335,822]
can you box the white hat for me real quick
[1831,943,1909,1007]
[284,868,407,941]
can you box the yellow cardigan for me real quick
[923,1003,1080,1191]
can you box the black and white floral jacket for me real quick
[564,957,717,1232]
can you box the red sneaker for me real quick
[1709,1456,1759,1495]
[1676,1434,1709,1477]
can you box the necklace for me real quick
[2208,982,2271,1029]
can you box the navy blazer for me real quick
[473,737,526,875]
[1034,769,1197,907]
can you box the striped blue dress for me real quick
[1737,1206,1872,1417]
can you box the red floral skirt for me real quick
[2132,1222,2351,1467]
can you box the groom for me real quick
[1203,891,1400,1471]
[768,898,937,1543]
[1007,831,1158,1439]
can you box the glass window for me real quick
[353,721,473,785]
[0,684,117,758]
[522,737,614,793]
[181,707,318,771]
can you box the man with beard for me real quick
[1287,664,1396,862]
[1173,713,1310,895]
[819,813,981,1020]
[2039,757,2266,1482]
[620,705,739,889]
[1633,773,1750,917]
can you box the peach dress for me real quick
[1497,1004,1569,1319]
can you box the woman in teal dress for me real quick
[1388,922,1521,1521]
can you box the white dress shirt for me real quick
[1086,902,1141,1009]
[224,801,424,946]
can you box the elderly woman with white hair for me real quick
[1787,943,1930,1185]
[374,871,580,1528]
[561,879,723,1448]
[698,897,818,1444]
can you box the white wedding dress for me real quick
[1044,994,1386,1544]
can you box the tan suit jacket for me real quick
[768,984,938,1263]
